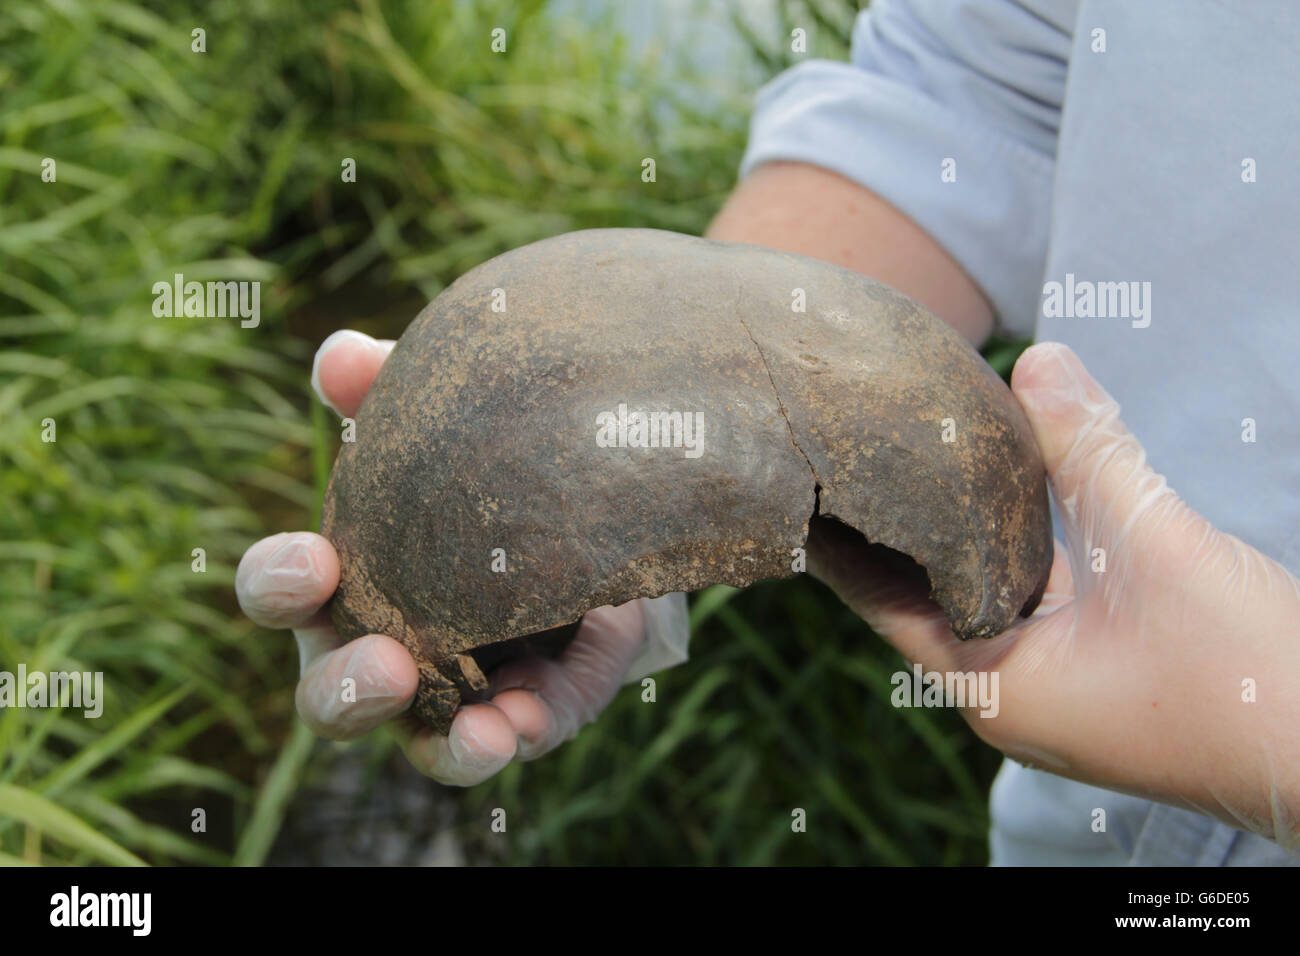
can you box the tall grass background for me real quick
[0,0,1020,866]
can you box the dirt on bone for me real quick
[319,228,1054,733]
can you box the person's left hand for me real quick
[236,331,651,786]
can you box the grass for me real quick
[1,0,1025,866]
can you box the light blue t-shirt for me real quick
[739,0,1299,865]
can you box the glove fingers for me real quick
[487,602,646,760]
[295,633,418,740]
[236,532,340,631]
[983,346,1213,776]
[310,329,396,418]
[236,530,349,677]
[396,703,518,786]
[1011,343,1187,594]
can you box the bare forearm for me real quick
[706,161,994,347]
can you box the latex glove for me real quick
[236,330,680,786]
[808,342,1300,848]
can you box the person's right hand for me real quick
[235,331,655,786]
[808,343,1300,847]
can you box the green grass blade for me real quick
[0,784,146,867]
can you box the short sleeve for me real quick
[739,0,1076,337]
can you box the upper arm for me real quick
[707,160,996,346]
[732,0,1075,340]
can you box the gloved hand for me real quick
[236,330,683,786]
[809,342,1300,849]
